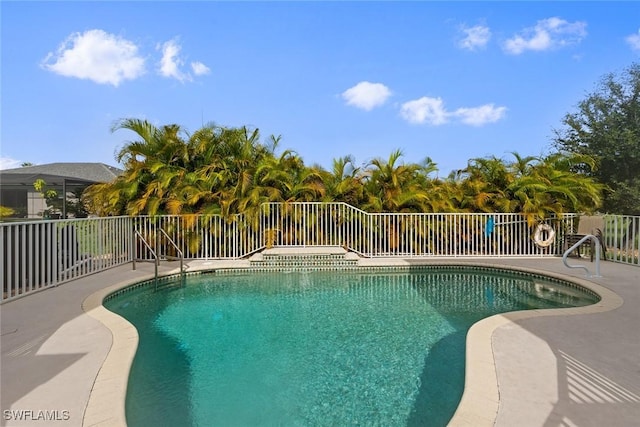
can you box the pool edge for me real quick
[81,269,179,427]
[447,264,623,427]
[82,261,624,427]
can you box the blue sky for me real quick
[2,1,639,176]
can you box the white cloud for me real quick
[458,25,491,51]
[626,29,640,52]
[158,39,192,82]
[0,157,23,170]
[503,17,587,55]
[191,61,211,76]
[400,97,506,126]
[343,80,506,127]
[41,29,145,86]
[453,104,507,126]
[158,39,210,82]
[400,97,448,125]
[342,81,392,111]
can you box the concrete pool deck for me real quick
[1,256,639,426]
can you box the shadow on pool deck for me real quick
[484,258,640,427]
[1,262,176,427]
[1,257,639,426]
[1,349,85,407]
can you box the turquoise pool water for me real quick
[104,267,598,427]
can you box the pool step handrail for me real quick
[158,228,185,286]
[133,230,159,289]
[562,234,601,277]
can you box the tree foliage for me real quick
[553,62,640,214]
[83,118,605,221]
[449,152,604,225]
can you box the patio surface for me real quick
[1,255,639,426]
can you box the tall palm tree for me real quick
[109,118,191,215]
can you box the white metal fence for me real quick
[1,217,133,302]
[2,202,638,303]
[258,203,576,257]
[134,203,577,259]
[603,215,640,266]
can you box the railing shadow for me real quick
[542,349,640,427]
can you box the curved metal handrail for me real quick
[158,228,186,287]
[133,228,185,289]
[158,228,184,277]
[133,230,159,288]
[562,234,601,277]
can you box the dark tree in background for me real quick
[553,63,640,215]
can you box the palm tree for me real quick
[320,155,365,206]
[360,150,430,252]
[109,118,191,216]
[83,119,284,218]
[454,152,604,224]
[519,153,603,221]
[362,149,431,213]
[455,156,515,213]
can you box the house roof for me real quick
[0,162,122,187]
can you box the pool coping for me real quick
[80,259,624,427]
[446,264,623,426]
[82,279,145,427]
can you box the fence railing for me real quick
[2,203,638,303]
[1,216,133,302]
[603,215,640,266]
[131,203,578,260]
[259,203,578,257]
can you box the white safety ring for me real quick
[534,223,556,248]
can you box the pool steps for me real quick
[247,246,360,271]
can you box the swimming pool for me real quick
[104,266,598,427]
